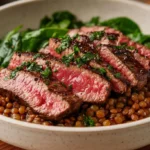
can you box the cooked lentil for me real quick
[0,86,150,127]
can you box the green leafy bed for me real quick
[0,11,150,68]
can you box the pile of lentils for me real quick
[0,87,150,127]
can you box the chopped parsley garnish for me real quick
[76,52,96,67]
[127,46,134,50]
[72,34,79,40]
[33,53,42,60]
[81,52,96,62]
[10,62,27,79]
[115,44,134,51]
[97,68,107,76]
[41,67,52,79]
[89,31,105,41]
[115,45,126,50]
[62,53,74,66]
[10,69,20,79]
[107,34,117,41]
[26,62,43,72]
[114,73,121,78]
[56,35,72,54]
[95,54,101,61]
[73,45,80,55]
[107,65,113,71]
[83,115,95,127]
[10,61,52,82]
[93,67,107,76]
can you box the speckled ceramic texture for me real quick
[0,0,150,150]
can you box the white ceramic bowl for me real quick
[0,0,150,150]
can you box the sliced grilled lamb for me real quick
[8,53,111,103]
[80,26,150,59]
[0,69,81,120]
[68,26,150,70]
[96,46,138,86]
[45,36,138,87]
[41,38,127,93]
[68,29,148,87]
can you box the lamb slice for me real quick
[117,32,150,60]
[97,46,138,87]
[77,26,150,70]
[89,61,127,93]
[41,38,127,93]
[0,69,81,120]
[46,37,137,87]
[8,53,111,103]
[107,46,148,89]
[69,31,142,87]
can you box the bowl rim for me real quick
[0,0,150,132]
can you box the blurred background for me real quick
[0,0,18,5]
[0,0,150,6]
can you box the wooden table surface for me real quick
[0,0,150,149]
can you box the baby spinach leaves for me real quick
[0,27,67,67]
[0,26,22,68]
[22,28,68,52]
[1,10,150,68]
[40,11,84,29]
[101,17,141,35]
[101,17,150,48]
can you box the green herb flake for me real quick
[56,35,72,54]
[114,73,121,78]
[107,65,113,71]
[107,34,117,41]
[73,45,80,55]
[4,77,9,81]
[26,62,43,72]
[10,70,18,79]
[81,52,96,63]
[127,46,134,50]
[33,53,42,60]
[97,68,106,76]
[62,53,74,66]
[83,115,95,127]
[10,63,25,79]
[76,52,96,67]
[89,31,105,41]
[72,34,79,40]
[9,61,52,80]
[41,68,52,79]
[10,67,21,79]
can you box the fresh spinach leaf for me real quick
[128,33,150,48]
[52,11,76,23]
[22,28,68,52]
[101,17,141,35]
[85,16,101,26]
[40,16,51,28]
[127,32,143,43]
[39,40,49,49]
[0,39,2,46]
[40,11,84,29]
[0,26,22,68]
[139,34,150,48]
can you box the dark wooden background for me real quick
[0,0,150,149]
